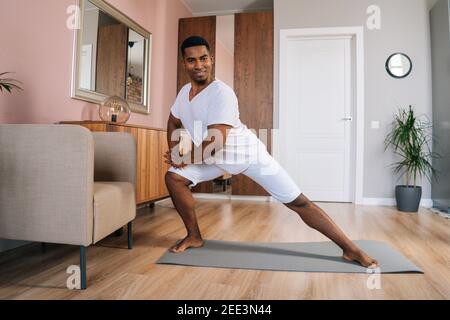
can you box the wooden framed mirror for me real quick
[71,0,152,114]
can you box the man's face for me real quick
[182,45,214,85]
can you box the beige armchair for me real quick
[0,124,136,289]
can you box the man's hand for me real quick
[164,123,232,168]
[164,149,187,169]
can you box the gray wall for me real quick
[274,0,433,199]
[430,0,450,211]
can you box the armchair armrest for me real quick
[92,132,136,190]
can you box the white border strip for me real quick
[192,193,272,202]
[173,193,434,208]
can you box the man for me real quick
[164,36,379,269]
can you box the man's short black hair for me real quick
[181,36,211,57]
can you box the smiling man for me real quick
[164,36,379,269]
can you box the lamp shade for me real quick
[99,96,131,123]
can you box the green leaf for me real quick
[0,72,23,93]
[384,105,440,186]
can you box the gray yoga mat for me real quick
[156,240,423,274]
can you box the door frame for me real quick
[276,26,365,204]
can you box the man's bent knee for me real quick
[165,171,192,188]
[286,193,310,208]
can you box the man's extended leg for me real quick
[165,171,204,252]
[285,193,378,268]
[239,151,379,269]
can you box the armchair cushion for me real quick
[93,182,136,244]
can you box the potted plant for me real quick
[384,105,441,212]
[0,72,23,94]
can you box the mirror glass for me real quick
[386,53,412,79]
[126,30,146,104]
[211,14,235,196]
[73,0,151,114]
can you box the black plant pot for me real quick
[395,185,422,212]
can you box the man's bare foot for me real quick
[343,249,379,269]
[169,236,204,253]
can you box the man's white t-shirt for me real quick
[170,79,266,174]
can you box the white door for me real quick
[279,37,354,202]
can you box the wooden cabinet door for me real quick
[145,129,160,200]
[131,127,161,203]
[158,131,170,197]
[232,11,274,197]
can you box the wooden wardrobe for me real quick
[177,11,274,197]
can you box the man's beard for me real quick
[193,77,207,85]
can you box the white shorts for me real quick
[168,149,302,204]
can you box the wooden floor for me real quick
[0,198,449,300]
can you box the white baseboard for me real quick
[231,195,272,202]
[191,193,434,209]
[429,207,450,219]
[192,193,272,202]
[361,197,433,208]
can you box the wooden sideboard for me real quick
[60,121,170,205]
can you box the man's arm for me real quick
[188,123,232,164]
[166,113,232,166]
[165,113,186,168]
[167,112,183,150]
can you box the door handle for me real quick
[342,117,353,121]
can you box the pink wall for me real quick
[215,40,234,89]
[0,0,192,129]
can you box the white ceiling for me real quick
[181,0,273,16]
